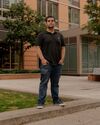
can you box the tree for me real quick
[84,0,100,43]
[2,1,45,69]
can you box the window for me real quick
[9,0,17,6]
[37,0,46,17]
[69,0,80,7]
[0,0,1,8]
[69,7,80,28]
[82,39,100,73]
[87,0,97,4]
[41,0,46,17]
[48,1,58,20]
[48,1,52,16]
[0,10,1,16]
[0,43,19,69]
[3,0,9,9]
[37,0,58,27]
[0,0,17,17]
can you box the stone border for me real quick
[0,98,100,125]
[0,73,40,80]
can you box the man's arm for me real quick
[59,47,65,64]
[37,46,48,65]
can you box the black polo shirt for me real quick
[37,31,65,65]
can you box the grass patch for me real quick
[0,89,74,112]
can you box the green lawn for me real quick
[0,89,74,112]
[0,89,52,112]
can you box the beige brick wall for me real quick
[80,0,88,27]
[23,0,38,70]
[24,0,37,10]
[24,46,39,70]
[59,0,69,31]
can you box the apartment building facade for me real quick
[0,0,100,75]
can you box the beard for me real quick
[48,25,54,29]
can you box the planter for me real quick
[0,73,40,80]
[88,74,100,81]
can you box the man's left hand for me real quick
[59,59,64,65]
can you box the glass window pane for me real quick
[69,7,80,24]
[48,1,58,20]
[3,0,17,9]
[3,10,8,17]
[3,0,9,9]
[53,3,58,20]
[9,0,17,6]
[37,0,46,16]
[0,10,1,16]
[0,0,1,8]
[48,1,52,16]
[42,0,46,16]
[48,1,58,27]
[69,0,80,7]
[37,0,41,14]
[69,7,71,22]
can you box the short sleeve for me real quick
[60,34,65,47]
[36,33,43,46]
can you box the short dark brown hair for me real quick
[45,16,55,22]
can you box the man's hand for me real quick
[59,59,64,65]
[59,47,65,65]
[41,58,49,65]
[37,46,49,65]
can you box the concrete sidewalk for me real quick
[0,76,100,99]
[1,98,100,125]
[25,107,100,125]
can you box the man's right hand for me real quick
[41,58,49,65]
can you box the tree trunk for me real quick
[19,41,24,70]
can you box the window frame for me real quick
[68,6,80,28]
[0,0,17,18]
[69,0,80,7]
[37,0,59,27]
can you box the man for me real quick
[37,16,65,109]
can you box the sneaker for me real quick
[59,102,65,107]
[36,105,44,109]
[54,99,65,107]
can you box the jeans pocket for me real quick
[40,64,49,75]
[58,64,62,66]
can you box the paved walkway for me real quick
[25,107,100,125]
[0,76,100,99]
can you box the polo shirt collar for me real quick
[45,31,57,35]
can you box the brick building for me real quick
[0,0,100,75]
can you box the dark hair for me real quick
[45,16,55,22]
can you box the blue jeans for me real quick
[38,64,62,105]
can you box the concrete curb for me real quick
[0,98,100,125]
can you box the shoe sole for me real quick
[36,106,44,109]
[59,103,65,107]
[54,103,65,107]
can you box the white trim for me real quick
[0,29,8,32]
[50,0,80,9]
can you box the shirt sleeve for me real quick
[36,33,43,46]
[60,34,66,47]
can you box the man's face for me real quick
[45,17,55,29]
